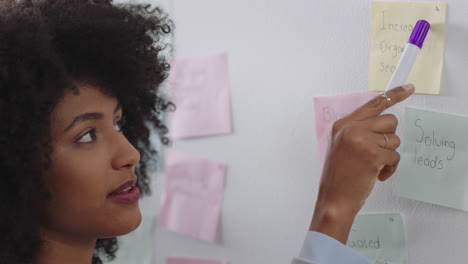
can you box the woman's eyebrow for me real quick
[64,112,103,132]
[64,103,121,132]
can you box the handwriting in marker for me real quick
[396,107,468,212]
[347,213,407,263]
[368,2,447,95]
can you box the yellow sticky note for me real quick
[368,2,447,95]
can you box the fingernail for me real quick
[402,83,415,91]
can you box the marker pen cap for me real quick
[408,20,431,49]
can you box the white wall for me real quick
[147,0,468,263]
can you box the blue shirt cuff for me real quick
[299,231,371,264]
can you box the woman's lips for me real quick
[108,185,140,204]
[109,179,135,194]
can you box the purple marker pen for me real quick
[385,20,431,91]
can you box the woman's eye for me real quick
[114,122,122,132]
[77,129,96,143]
[115,117,125,132]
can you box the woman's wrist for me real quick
[308,198,361,244]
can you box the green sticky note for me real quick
[106,214,155,264]
[395,107,468,211]
[347,213,407,264]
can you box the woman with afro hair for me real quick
[0,0,172,263]
[0,0,417,263]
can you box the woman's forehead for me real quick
[51,84,120,126]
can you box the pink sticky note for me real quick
[159,150,226,243]
[314,91,380,165]
[169,52,232,139]
[167,257,227,264]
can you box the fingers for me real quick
[377,148,401,181]
[378,148,400,168]
[378,164,399,182]
[372,132,400,150]
[334,118,400,150]
[360,114,398,134]
[346,84,415,121]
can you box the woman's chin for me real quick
[101,205,142,237]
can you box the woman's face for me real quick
[41,83,142,241]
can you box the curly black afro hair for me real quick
[0,0,173,263]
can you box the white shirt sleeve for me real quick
[291,231,371,264]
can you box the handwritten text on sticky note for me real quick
[348,213,407,264]
[159,150,226,243]
[396,107,468,211]
[314,91,379,165]
[170,52,232,138]
[368,2,447,94]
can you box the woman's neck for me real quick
[35,229,96,264]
